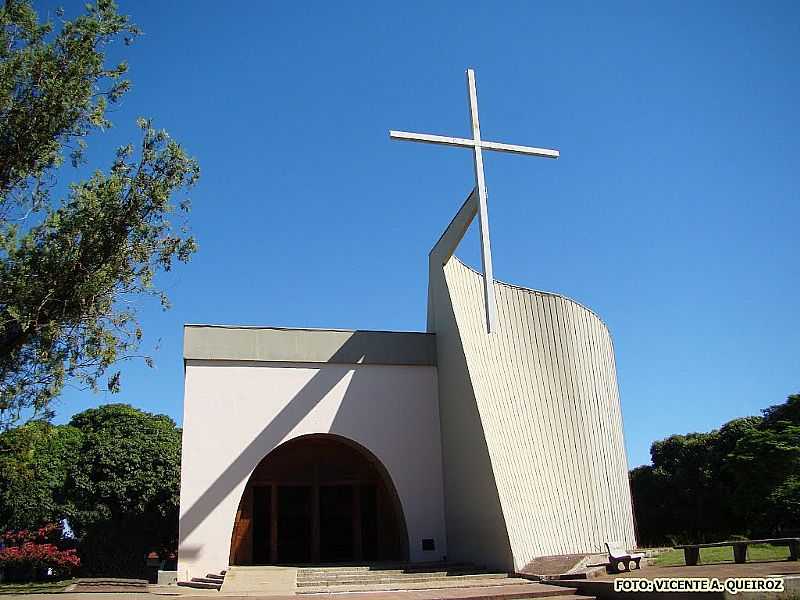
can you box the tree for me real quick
[647,431,719,543]
[0,420,82,529]
[630,394,800,545]
[64,404,181,576]
[726,395,800,534]
[629,464,671,546]
[0,0,199,429]
[0,404,181,577]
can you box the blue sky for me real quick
[41,0,799,467]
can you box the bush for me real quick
[0,404,181,578]
[0,524,79,582]
[65,404,181,577]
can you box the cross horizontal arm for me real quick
[389,130,559,159]
[390,130,475,149]
[481,139,559,159]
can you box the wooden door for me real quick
[229,486,253,564]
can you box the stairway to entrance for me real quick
[177,570,226,590]
[292,562,595,599]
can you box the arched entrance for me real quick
[229,434,408,565]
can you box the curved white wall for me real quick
[435,257,636,570]
[178,360,447,580]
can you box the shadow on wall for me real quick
[178,331,423,549]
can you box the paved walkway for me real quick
[203,582,576,600]
[548,560,800,600]
[8,562,799,599]
[4,582,577,600]
[220,566,299,595]
[597,560,800,580]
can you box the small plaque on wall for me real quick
[422,538,435,551]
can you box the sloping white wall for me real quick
[178,361,447,579]
[440,257,636,570]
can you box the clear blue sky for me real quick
[42,0,799,467]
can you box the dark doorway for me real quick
[252,486,271,564]
[277,486,312,563]
[360,484,379,561]
[319,485,354,561]
[230,434,408,565]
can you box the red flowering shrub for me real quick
[1,523,62,546]
[0,524,80,582]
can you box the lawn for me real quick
[0,579,74,595]
[654,544,794,567]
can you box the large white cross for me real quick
[390,69,559,333]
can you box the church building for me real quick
[177,190,636,580]
[177,70,636,581]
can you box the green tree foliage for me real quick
[0,404,181,577]
[0,421,82,529]
[726,399,800,533]
[631,394,800,545]
[0,0,199,429]
[65,404,181,577]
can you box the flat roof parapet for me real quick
[184,325,437,366]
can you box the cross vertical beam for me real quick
[466,69,498,333]
[389,68,559,334]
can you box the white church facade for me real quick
[177,189,637,580]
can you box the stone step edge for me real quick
[297,577,516,588]
[177,571,225,591]
[297,569,508,580]
[297,575,524,589]
[177,581,221,590]
[296,574,511,585]
[192,577,224,584]
[298,563,478,574]
[298,569,482,576]
[517,596,594,600]
[297,579,557,594]
[298,586,579,600]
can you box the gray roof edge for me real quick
[183,325,437,366]
[184,323,434,335]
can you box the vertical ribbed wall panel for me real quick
[440,257,636,570]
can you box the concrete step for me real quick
[297,583,581,600]
[296,570,508,579]
[177,580,221,590]
[516,596,594,600]
[297,577,549,594]
[298,569,486,578]
[191,577,224,584]
[176,571,225,591]
[298,562,477,575]
[296,573,512,587]
[297,567,495,576]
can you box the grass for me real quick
[0,579,74,595]
[653,544,794,567]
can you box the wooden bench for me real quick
[674,538,800,566]
[606,541,645,573]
